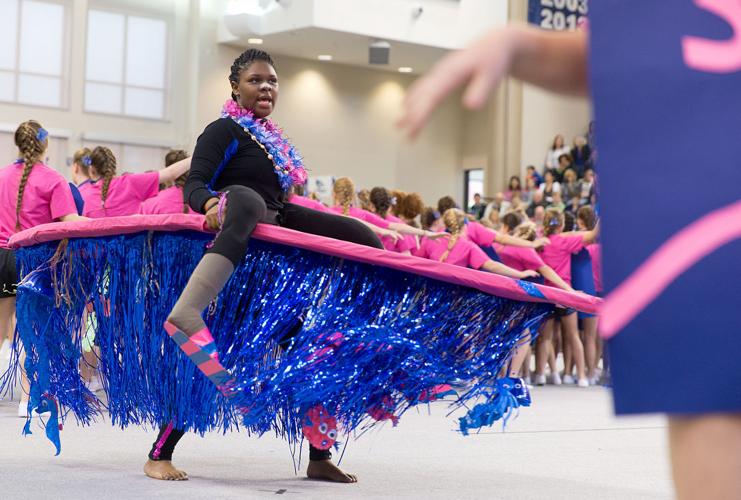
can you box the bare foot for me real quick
[306,459,357,483]
[143,459,188,481]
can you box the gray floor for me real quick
[0,386,672,499]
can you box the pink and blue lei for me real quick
[221,99,307,191]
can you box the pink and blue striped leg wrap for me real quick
[164,321,239,399]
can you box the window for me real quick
[0,0,69,108]
[84,9,169,119]
[464,168,484,211]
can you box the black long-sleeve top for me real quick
[185,118,283,213]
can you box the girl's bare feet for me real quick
[143,459,188,481]
[306,459,357,483]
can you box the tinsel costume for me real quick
[0,100,600,456]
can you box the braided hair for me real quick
[89,146,117,210]
[369,187,391,219]
[14,120,48,231]
[229,49,275,101]
[440,209,466,263]
[333,177,355,215]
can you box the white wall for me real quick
[520,83,592,174]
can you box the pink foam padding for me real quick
[8,214,601,313]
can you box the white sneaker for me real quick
[18,400,29,418]
[534,374,546,386]
[548,373,562,386]
[562,374,575,385]
[577,378,590,388]
[588,376,600,386]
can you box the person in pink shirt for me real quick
[576,206,602,384]
[534,208,599,388]
[332,177,443,246]
[368,187,417,254]
[494,214,576,384]
[0,120,84,417]
[417,209,538,280]
[79,146,191,218]
[139,150,195,216]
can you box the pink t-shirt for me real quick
[494,243,545,272]
[138,186,194,215]
[0,162,77,248]
[417,236,489,270]
[329,206,390,229]
[287,194,331,213]
[465,221,497,247]
[382,213,417,253]
[586,243,603,293]
[539,233,586,287]
[80,172,160,218]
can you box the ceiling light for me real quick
[318,55,333,61]
[398,67,413,73]
[248,38,264,44]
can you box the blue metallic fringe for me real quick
[2,230,551,452]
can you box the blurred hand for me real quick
[384,229,402,243]
[520,269,540,279]
[532,237,551,249]
[398,28,515,139]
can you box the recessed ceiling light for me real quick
[318,55,333,61]
[398,67,413,73]
[248,38,263,44]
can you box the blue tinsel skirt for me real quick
[4,229,552,454]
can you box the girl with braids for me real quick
[533,208,599,388]
[0,120,83,416]
[146,48,385,484]
[331,177,444,244]
[139,150,195,215]
[368,186,417,254]
[78,146,191,218]
[417,209,538,281]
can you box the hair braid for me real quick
[14,120,48,231]
[90,146,117,209]
[229,49,275,101]
[440,209,465,263]
[333,177,355,215]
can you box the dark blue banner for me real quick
[528,0,588,31]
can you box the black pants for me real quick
[150,186,382,462]
[0,248,18,298]
[210,185,382,266]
